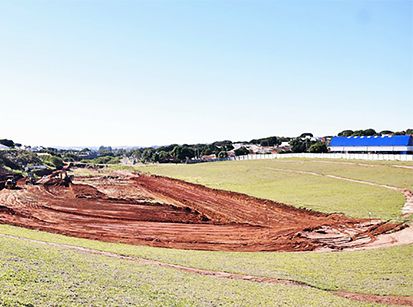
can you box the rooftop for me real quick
[330,135,413,147]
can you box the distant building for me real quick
[201,154,217,161]
[25,165,48,171]
[329,135,413,154]
[276,142,292,152]
[233,141,292,154]
[227,150,236,158]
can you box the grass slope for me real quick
[1,224,412,297]
[260,159,413,190]
[0,234,370,307]
[129,159,409,220]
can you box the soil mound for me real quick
[0,172,403,252]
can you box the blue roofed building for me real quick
[329,135,413,154]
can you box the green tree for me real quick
[363,129,377,136]
[289,138,311,153]
[40,155,64,169]
[308,142,328,153]
[234,147,249,156]
[338,130,353,137]
[141,148,155,162]
[0,139,15,148]
[380,130,393,135]
[217,151,227,159]
[172,146,195,162]
[212,140,232,147]
[158,151,172,163]
[249,136,280,146]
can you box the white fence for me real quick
[229,153,413,162]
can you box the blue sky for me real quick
[0,0,412,147]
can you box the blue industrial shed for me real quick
[329,135,413,154]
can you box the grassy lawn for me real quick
[0,233,372,307]
[1,224,412,298]
[262,158,413,190]
[127,159,408,220]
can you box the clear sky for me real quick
[0,0,412,147]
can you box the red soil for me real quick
[0,172,403,251]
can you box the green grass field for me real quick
[1,224,412,298]
[1,158,412,306]
[0,233,376,307]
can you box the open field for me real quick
[0,158,412,305]
[0,224,412,306]
[130,158,413,220]
[1,232,386,307]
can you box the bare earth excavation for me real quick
[0,170,405,252]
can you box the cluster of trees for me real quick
[128,142,235,163]
[0,139,21,148]
[0,150,43,171]
[0,151,67,173]
[289,138,328,153]
[77,146,125,164]
[84,156,120,165]
[2,128,412,168]
[127,134,326,163]
[39,155,65,169]
[247,136,282,146]
[234,147,250,156]
[0,139,64,174]
[338,129,413,137]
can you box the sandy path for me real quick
[0,233,411,306]
[392,165,413,170]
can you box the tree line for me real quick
[337,129,413,137]
[2,128,412,167]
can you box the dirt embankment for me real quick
[0,172,404,252]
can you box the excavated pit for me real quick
[0,171,403,252]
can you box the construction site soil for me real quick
[0,171,404,252]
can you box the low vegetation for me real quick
[82,155,120,165]
[0,231,373,306]
[39,154,64,169]
[0,224,412,299]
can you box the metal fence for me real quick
[228,153,413,162]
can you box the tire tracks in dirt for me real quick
[4,173,396,252]
[0,233,411,306]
